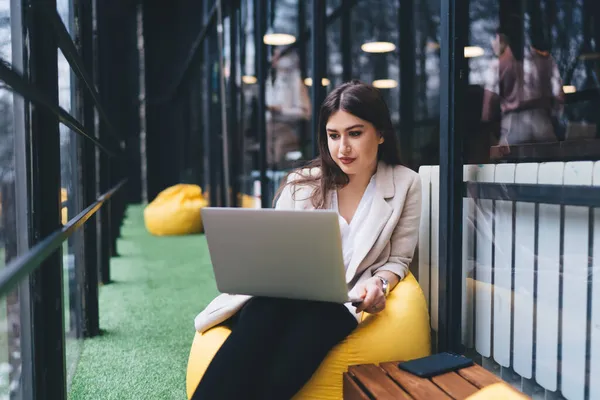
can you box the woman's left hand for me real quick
[353,277,386,314]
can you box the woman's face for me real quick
[326,110,383,178]
[491,34,506,56]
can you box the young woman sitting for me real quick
[191,80,422,400]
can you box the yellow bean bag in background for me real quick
[466,383,530,399]
[144,184,209,236]
[238,193,259,208]
[61,188,68,225]
[186,273,431,399]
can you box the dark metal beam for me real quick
[25,0,67,396]
[438,0,466,354]
[40,4,122,144]
[255,0,268,208]
[95,0,112,284]
[228,0,240,207]
[0,61,119,157]
[464,182,600,207]
[399,0,415,167]
[78,0,100,337]
[311,0,326,158]
[341,0,352,82]
[154,2,218,104]
[0,180,127,298]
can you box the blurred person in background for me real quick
[265,48,311,168]
[485,27,565,146]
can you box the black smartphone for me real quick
[398,352,474,378]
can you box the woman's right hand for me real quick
[352,277,386,314]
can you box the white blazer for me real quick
[194,161,422,333]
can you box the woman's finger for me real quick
[357,284,378,313]
[368,299,386,313]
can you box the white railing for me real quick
[418,162,600,400]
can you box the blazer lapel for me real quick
[345,162,395,282]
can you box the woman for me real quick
[192,80,421,399]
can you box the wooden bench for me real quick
[343,361,528,399]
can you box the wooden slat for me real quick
[457,364,502,389]
[418,166,431,309]
[348,364,412,399]
[561,161,594,400]
[492,164,515,368]
[475,164,495,358]
[343,373,371,400]
[462,165,478,349]
[535,162,564,391]
[431,372,479,399]
[380,362,451,400]
[512,163,538,379]
[430,166,440,331]
[590,161,600,400]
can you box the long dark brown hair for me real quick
[274,80,402,209]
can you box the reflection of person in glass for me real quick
[266,48,311,167]
[486,28,565,146]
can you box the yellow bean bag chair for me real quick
[144,184,209,236]
[186,273,431,399]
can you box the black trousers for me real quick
[191,296,358,400]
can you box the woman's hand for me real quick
[353,277,386,314]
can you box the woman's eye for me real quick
[349,131,362,137]
[329,133,340,140]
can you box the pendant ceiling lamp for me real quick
[242,75,257,85]
[372,79,398,89]
[426,42,485,59]
[263,30,296,46]
[361,41,396,53]
[304,77,331,87]
[464,46,484,58]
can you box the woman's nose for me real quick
[340,139,351,154]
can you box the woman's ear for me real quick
[378,133,385,144]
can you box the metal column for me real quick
[78,0,100,337]
[438,0,467,354]
[255,0,268,208]
[95,0,112,284]
[10,0,34,396]
[25,0,68,396]
[228,0,240,207]
[310,0,326,158]
[341,0,352,82]
[399,0,415,168]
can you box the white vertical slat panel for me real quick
[418,166,431,309]
[463,165,478,348]
[430,166,440,332]
[590,161,600,400]
[475,164,495,358]
[512,163,538,379]
[561,161,593,400]
[493,164,515,368]
[536,162,564,392]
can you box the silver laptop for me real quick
[201,207,362,304]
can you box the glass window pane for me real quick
[454,1,600,398]
[0,2,24,396]
[57,0,84,388]
[0,5,22,395]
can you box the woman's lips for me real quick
[339,157,356,165]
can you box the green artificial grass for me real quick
[69,205,220,399]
